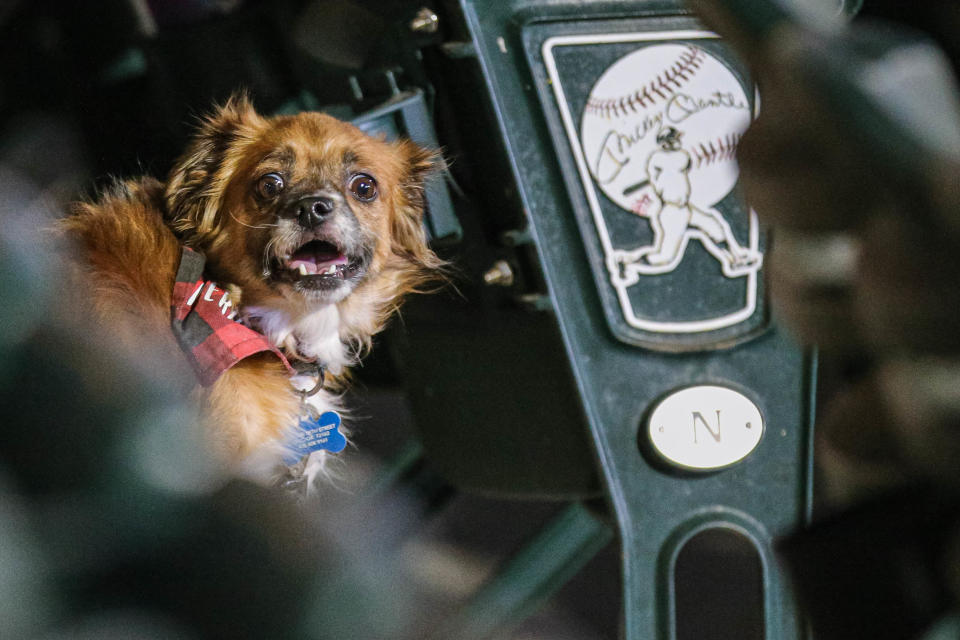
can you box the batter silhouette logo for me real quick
[542,32,766,349]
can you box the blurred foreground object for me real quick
[688,0,960,637]
[0,158,313,638]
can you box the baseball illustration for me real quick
[581,43,752,214]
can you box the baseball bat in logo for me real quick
[581,43,762,285]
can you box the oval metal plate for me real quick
[647,385,763,471]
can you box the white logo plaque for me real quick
[541,31,767,350]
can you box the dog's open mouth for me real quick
[288,239,348,277]
[273,239,364,288]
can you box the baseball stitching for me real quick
[689,134,740,168]
[584,45,706,119]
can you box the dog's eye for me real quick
[348,174,378,202]
[256,173,285,199]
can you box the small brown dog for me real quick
[61,96,442,489]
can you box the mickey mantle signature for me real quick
[590,91,749,184]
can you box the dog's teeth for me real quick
[298,264,308,276]
[326,265,337,275]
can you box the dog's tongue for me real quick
[289,242,347,275]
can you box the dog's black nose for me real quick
[296,197,335,228]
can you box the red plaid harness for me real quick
[170,246,295,386]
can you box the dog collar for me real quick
[171,246,296,386]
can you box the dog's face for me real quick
[164,97,439,314]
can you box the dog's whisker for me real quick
[263,234,291,274]
[228,210,277,230]
[263,235,285,274]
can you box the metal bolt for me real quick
[483,260,514,287]
[410,7,439,34]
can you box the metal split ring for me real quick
[292,361,326,398]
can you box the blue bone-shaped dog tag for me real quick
[284,410,347,464]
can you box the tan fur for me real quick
[60,179,183,355]
[203,353,299,456]
[60,96,442,470]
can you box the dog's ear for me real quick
[165,94,263,240]
[389,139,445,273]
